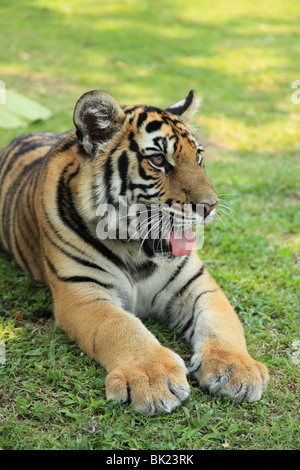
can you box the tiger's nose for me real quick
[203,201,218,218]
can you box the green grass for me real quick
[0,0,299,450]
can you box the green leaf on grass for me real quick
[0,89,52,128]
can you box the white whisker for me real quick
[215,212,229,231]
[218,203,235,213]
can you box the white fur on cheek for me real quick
[204,208,217,226]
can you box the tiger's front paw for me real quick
[105,346,190,415]
[189,343,269,403]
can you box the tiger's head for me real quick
[73,90,218,258]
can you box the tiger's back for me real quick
[0,131,70,281]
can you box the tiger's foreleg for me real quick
[168,258,269,402]
[51,282,190,415]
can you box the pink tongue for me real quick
[169,228,195,256]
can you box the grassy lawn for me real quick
[0,0,299,450]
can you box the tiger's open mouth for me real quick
[140,206,217,258]
[142,226,196,258]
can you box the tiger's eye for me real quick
[150,154,164,166]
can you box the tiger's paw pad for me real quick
[189,345,269,403]
[105,348,190,415]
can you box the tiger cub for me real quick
[0,90,269,414]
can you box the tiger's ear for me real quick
[165,90,201,124]
[73,90,126,156]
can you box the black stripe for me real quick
[137,161,152,181]
[66,161,80,183]
[0,133,38,174]
[104,155,114,204]
[62,275,113,288]
[13,228,34,277]
[177,265,204,297]
[129,182,156,192]
[145,120,163,133]
[43,227,108,273]
[165,90,194,117]
[165,198,173,206]
[137,111,148,128]
[166,265,205,322]
[144,106,161,113]
[13,234,34,277]
[0,141,21,177]
[29,165,41,229]
[59,135,77,152]
[22,168,41,246]
[153,136,167,153]
[0,140,47,197]
[134,190,161,201]
[151,256,189,306]
[14,179,40,274]
[44,253,114,290]
[129,131,141,155]
[123,105,140,114]
[179,289,216,337]
[128,132,152,180]
[42,194,91,259]
[131,260,157,282]
[118,151,129,196]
